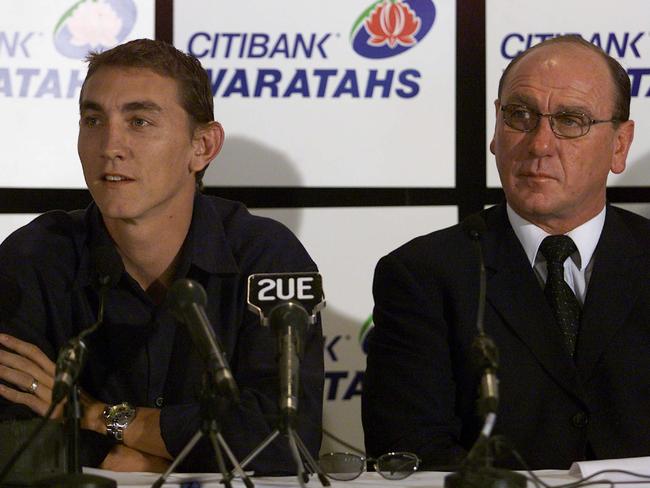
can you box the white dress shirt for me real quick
[506,205,606,305]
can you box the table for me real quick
[84,468,650,488]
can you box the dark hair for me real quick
[497,35,631,122]
[81,38,215,185]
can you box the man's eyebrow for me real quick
[503,94,534,107]
[503,95,593,115]
[553,103,592,115]
[122,101,163,113]
[79,100,163,113]
[79,100,103,113]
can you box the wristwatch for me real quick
[103,402,136,442]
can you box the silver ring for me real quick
[29,378,39,394]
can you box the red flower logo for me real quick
[364,0,421,49]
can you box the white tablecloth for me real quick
[83,467,649,488]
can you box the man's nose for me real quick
[101,122,126,160]
[526,115,556,157]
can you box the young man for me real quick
[363,36,650,469]
[0,39,323,473]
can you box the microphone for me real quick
[445,215,526,488]
[270,301,309,415]
[247,272,324,417]
[51,339,88,405]
[462,215,498,416]
[51,245,123,405]
[168,279,239,401]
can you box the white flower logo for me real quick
[67,0,123,48]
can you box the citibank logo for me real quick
[53,0,137,59]
[351,0,436,59]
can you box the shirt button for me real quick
[572,411,589,428]
[155,396,164,408]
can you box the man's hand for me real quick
[0,334,106,432]
[0,334,63,418]
[0,334,172,465]
[100,445,171,473]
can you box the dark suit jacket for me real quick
[362,203,650,469]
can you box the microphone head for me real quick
[91,245,123,288]
[461,214,487,241]
[168,279,208,320]
[269,301,310,332]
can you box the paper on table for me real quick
[569,457,650,483]
[83,467,224,486]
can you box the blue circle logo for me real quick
[54,0,137,59]
[351,0,436,59]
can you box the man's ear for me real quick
[610,119,634,175]
[190,121,225,173]
[489,99,500,155]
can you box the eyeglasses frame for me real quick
[500,103,619,139]
[318,451,421,481]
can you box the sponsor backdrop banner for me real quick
[0,0,155,188]
[486,0,650,187]
[253,206,458,453]
[174,0,456,188]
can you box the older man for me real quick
[0,39,323,474]
[363,35,649,469]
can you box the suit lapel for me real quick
[482,205,581,397]
[576,206,645,379]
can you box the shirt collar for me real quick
[507,204,606,270]
[78,193,240,287]
[75,203,122,289]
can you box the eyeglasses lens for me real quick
[550,113,589,137]
[319,453,365,481]
[376,452,420,480]
[503,105,590,138]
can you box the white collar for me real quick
[506,204,606,270]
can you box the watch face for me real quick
[114,408,132,427]
[107,403,135,427]
[104,402,135,441]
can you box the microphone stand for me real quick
[39,385,116,488]
[227,412,329,488]
[151,368,252,488]
[444,216,526,488]
[0,321,115,486]
[154,280,252,488]
[225,302,330,488]
[39,299,116,487]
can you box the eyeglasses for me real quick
[318,452,420,481]
[500,104,619,139]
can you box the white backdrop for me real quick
[0,0,155,188]
[486,0,650,187]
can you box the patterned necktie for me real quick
[539,235,581,357]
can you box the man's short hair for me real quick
[81,38,215,186]
[497,35,631,123]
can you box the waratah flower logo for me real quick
[365,0,421,48]
[351,0,436,59]
[54,0,137,59]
